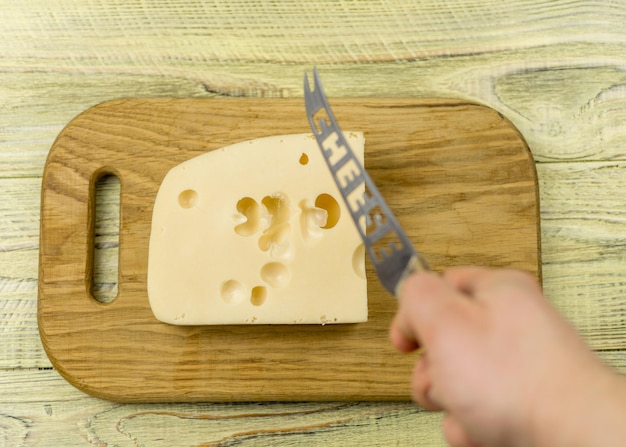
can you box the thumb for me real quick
[442,414,483,447]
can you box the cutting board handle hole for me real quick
[91,172,120,304]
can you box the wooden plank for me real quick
[37,97,539,402]
[0,291,47,369]
[0,368,447,447]
[0,72,213,178]
[538,162,626,349]
[1,2,626,179]
[0,178,39,301]
[3,361,626,447]
[4,1,625,65]
[2,59,626,177]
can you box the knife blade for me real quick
[303,68,429,297]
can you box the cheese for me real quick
[147,133,367,325]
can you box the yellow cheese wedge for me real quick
[147,132,367,325]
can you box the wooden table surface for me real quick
[2,1,626,445]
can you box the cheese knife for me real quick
[304,68,429,296]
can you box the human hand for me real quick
[390,267,626,447]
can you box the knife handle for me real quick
[393,253,430,298]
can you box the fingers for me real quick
[390,271,476,411]
[411,354,444,411]
[391,271,474,353]
[389,315,420,352]
[442,414,482,447]
[442,266,493,296]
[392,272,452,348]
[389,273,433,353]
[444,266,542,303]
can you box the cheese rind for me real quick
[147,133,367,325]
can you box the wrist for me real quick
[585,368,626,446]
[531,360,626,447]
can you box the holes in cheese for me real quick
[220,279,246,304]
[353,244,366,280]
[147,132,367,325]
[260,262,289,288]
[258,195,291,255]
[178,189,199,209]
[234,197,262,236]
[250,286,267,306]
[314,193,340,229]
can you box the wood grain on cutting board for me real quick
[38,98,540,402]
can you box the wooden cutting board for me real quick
[39,98,540,402]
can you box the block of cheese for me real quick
[147,132,367,325]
